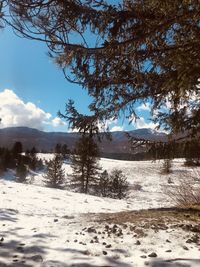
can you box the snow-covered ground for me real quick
[0,156,200,267]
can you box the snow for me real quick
[0,155,200,267]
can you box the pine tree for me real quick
[16,161,27,183]
[29,147,38,171]
[71,135,100,194]
[109,169,128,199]
[12,141,23,158]
[59,100,103,194]
[30,146,37,154]
[25,146,41,171]
[61,144,70,160]
[44,154,65,189]
[37,158,44,170]
[0,157,4,175]
[1,149,15,170]
[6,0,200,137]
[98,170,110,197]
[55,143,62,154]
[184,139,200,166]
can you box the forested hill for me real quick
[0,127,167,159]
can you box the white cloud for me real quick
[132,116,169,133]
[67,128,79,133]
[133,117,159,130]
[137,102,151,111]
[52,117,67,128]
[66,117,124,133]
[110,125,124,132]
[98,118,124,132]
[0,89,53,130]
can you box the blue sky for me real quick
[0,24,155,132]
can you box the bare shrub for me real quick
[132,183,142,191]
[167,178,200,208]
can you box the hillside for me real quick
[0,127,167,157]
[0,156,200,267]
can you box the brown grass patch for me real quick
[85,207,200,227]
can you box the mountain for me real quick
[0,127,167,158]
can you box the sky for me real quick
[0,24,157,133]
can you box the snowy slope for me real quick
[0,156,200,267]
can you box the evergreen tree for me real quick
[71,135,100,194]
[44,154,65,188]
[0,157,4,175]
[1,149,15,170]
[184,139,200,166]
[55,143,62,154]
[59,100,104,194]
[30,146,37,155]
[109,169,128,199]
[25,149,30,155]
[6,0,200,137]
[16,161,27,183]
[25,146,39,171]
[98,170,110,197]
[37,158,44,171]
[61,144,70,160]
[29,147,38,171]
[12,141,23,158]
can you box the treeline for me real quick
[101,138,200,163]
[1,137,198,200]
[0,142,71,181]
[0,142,43,182]
[148,139,200,165]
[44,135,129,199]
[0,139,129,200]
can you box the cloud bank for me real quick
[134,117,158,130]
[0,89,65,130]
[0,89,161,133]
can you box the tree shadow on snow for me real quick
[0,209,18,222]
[149,258,200,267]
[41,248,132,267]
[105,256,132,267]
[0,235,132,267]
[0,210,130,267]
[0,239,47,258]
[0,261,33,267]
[41,259,132,267]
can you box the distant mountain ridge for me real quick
[0,127,167,156]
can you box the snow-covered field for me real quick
[0,156,200,267]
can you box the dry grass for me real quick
[168,183,200,207]
[166,173,200,208]
[86,207,200,227]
